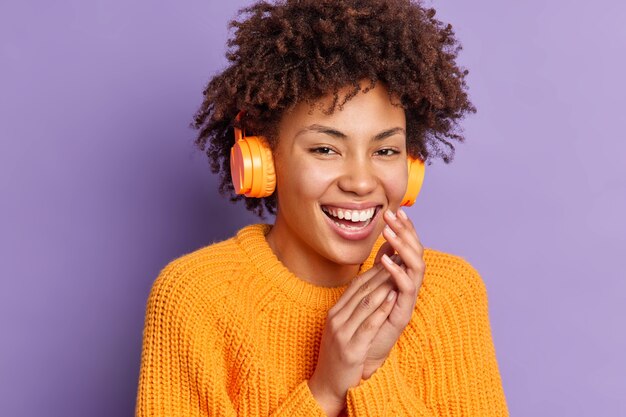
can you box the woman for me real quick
[135,1,509,416]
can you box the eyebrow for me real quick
[294,124,406,141]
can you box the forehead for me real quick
[278,81,406,137]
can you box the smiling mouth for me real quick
[321,205,382,230]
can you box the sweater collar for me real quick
[236,223,386,311]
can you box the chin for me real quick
[323,237,378,266]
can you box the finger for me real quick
[380,253,418,323]
[329,263,387,316]
[331,264,396,325]
[346,286,397,347]
[391,253,403,266]
[383,209,423,255]
[374,241,395,265]
[397,208,422,244]
[333,249,406,322]
[332,211,411,317]
[382,209,425,276]
[382,222,424,275]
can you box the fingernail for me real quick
[387,290,397,301]
[398,208,408,220]
[382,254,393,264]
[386,209,396,220]
[384,225,396,238]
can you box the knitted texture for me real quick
[135,224,509,416]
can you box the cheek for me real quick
[381,167,408,202]
[299,163,336,194]
[275,159,335,205]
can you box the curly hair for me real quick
[192,0,477,218]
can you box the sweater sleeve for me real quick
[345,346,433,416]
[134,261,227,417]
[345,260,509,417]
[135,262,329,417]
[268,380,328,417]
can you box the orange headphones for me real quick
[230,110,425,206]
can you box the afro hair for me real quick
[192,0,477,218]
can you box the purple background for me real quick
[1,0,625,416]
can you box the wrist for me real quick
[362,359,385,380]
[307,379,345,417]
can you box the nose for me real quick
[337,155,378,197]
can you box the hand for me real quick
[362,208,426,379]
[308,253,402,416]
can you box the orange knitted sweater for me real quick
[135,224,509,416]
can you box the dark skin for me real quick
[264,80,409,287]
[193,0,477,219]
[191,1,477,414]
[264,80,427,416]
[308,208,425,417]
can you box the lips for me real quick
[321,205,380,224]
[320,204,383,240]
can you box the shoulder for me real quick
[145,234,246,320]
[421,247,489,307]
[402,247,493,348]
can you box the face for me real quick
[271,80,408,267]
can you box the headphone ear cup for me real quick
[257,139,276,197]
[400,157,426,207]
[230,139,253,195]
[230,134,276,198]
[247,135,275,198]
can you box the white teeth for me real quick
[322,206,377,223]
[333,219,371,230]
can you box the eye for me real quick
[309,146,337,155]
[375,148,399,157]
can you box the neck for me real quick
[265,215,360,287]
